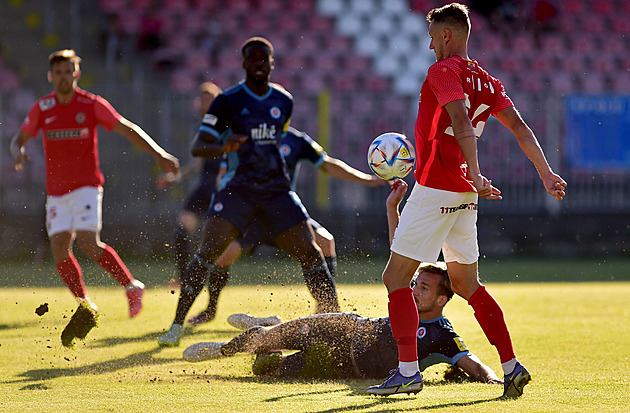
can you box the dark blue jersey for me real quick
[351,315,470,379]
[199,81,293,193]
[280,127,326,190]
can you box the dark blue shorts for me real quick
[207,187,310,239]
[238,217,323,255]
[183,183,214,216]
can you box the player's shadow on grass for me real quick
[89,327,236,347]
[10,347,176,385]
[197,373,500,412]
[0,321,40,330]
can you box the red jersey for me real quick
[413,56,513,192]
[20,88,122,196]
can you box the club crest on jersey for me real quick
[270,106,281,119]
[39,98,56,111]
[280,143,291,156]
[417,326,427,339]
[75,112,86,123]
[213,202,224,212]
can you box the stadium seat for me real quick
[288,0,314,12]
[363,74,390,92]
[374,52,405,77]
[225,0,253,11]
[259,0,284,12]
[510,33,536,54]
[336,12,367,37]
[349,0,378,15]
[381,0,407,15]
[355,33,383,57]
[611,76,630,93]
[560,0,585,15]
[580,73,606,93]
[317,0,345,16]
[393,72,422,96]
[368,13,396,37]
[540,34,566,53]
[308,15,334,31]
[548,72,574,93]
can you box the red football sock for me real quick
[97,244,133,287]
[388,287,419,362]
[56,255,87,298]
[468,285,516,363]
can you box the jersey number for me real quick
[444,93,490,138]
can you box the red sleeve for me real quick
[427,62,466,108]
[490,79,514,115]
[94,95,123,131]
[20,102,42,137]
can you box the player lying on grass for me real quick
[182,181,502,388]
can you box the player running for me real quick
[158,37,339,346]
[370,3,566,397]
[10,49,180,345]
[186,126,385,325]
[156,82,226,288]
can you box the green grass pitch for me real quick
[0,256,629,412]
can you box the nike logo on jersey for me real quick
[45,116,57,124]
[250,123,277,144]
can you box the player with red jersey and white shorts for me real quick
[366,3,566,397]
[10,50,179,335]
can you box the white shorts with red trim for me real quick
[391,183,479,264]
[46,186,103,237]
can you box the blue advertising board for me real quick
[565,94,630,169]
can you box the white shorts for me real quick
[46,186,103,237]
[391,184,479,265]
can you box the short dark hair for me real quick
[199,82,222,98]
[426,2,470,34]
[48,49,82,70]
[241,36,274,57]
[417,262,454,301]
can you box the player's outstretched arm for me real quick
[455,353,503,384]
[113,117,180,175]
[319,155,385,187]
[156,158,203,189]
[495,106,567,201]
[10,130,33,171]
[386,179,408,245]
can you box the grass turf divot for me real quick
[60,301,99,347]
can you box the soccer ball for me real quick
[367,132,416,180]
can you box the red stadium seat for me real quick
[611,76,630,93]
[549,73,574,93]
[540,34,565,53]
[288,0,314,12]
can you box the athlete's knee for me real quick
[75,232,104,260]
[178,211,200,233]
[215,240,242,268]
[315,229,335,257]
[382,265,415,292]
